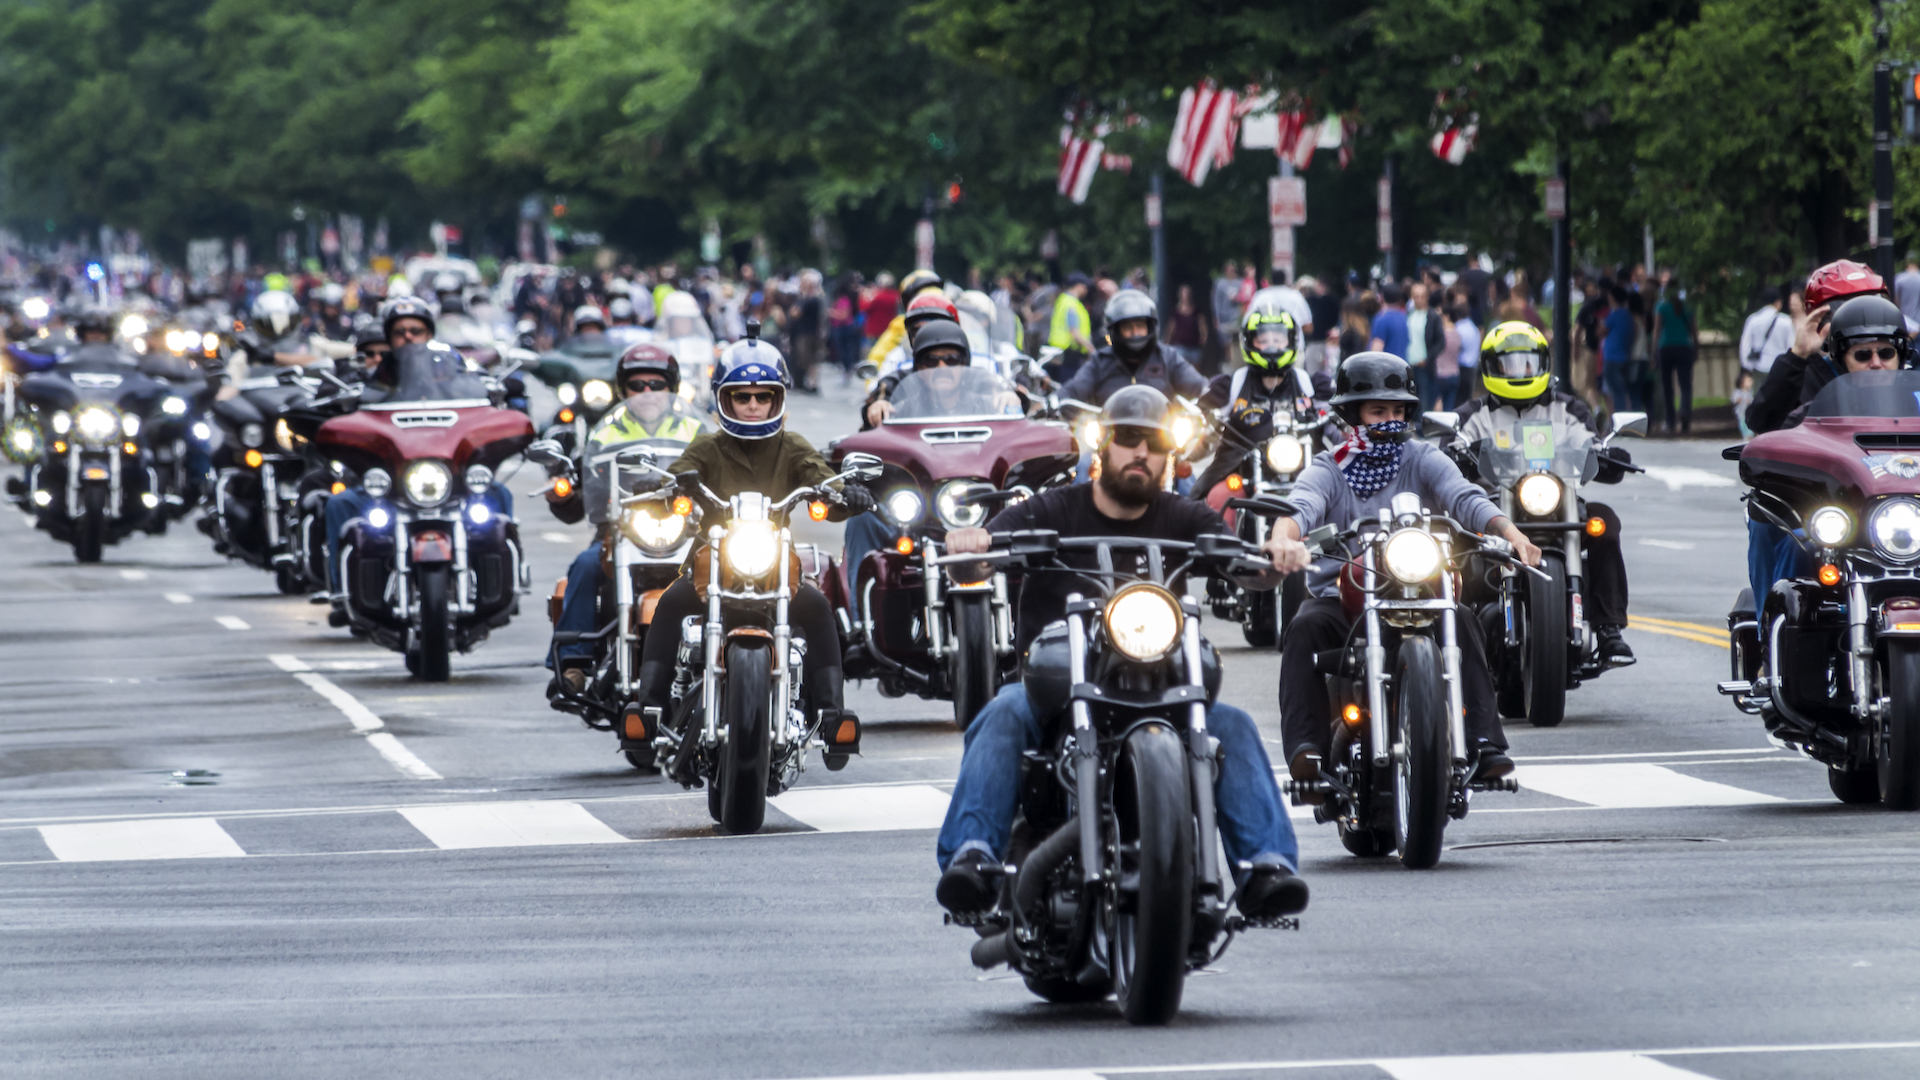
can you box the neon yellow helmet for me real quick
[1240,302,1299,372]
[1480,321,1552,403]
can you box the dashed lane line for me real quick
[163,592,192,604]
[118,569,148,580]
[267,654,442,780]
[214,615,251,630]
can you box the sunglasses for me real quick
[625,377,671,393]
[1108,426,1173,453]
[729,389,777,406]
[391,323,430,341]
[1850,346,1899,364]
[914,352,968,369]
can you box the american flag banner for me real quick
[1430,115,1477,165]
[1058,105,1109,204]
[1167,81,1238,187]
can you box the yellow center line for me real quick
[1632,614,1727,636]
[1627,617,1727,648]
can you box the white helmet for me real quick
[251,290,301,338]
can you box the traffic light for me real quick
[946,182,963,205]
[1905,69,1920,138]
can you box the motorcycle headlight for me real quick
[119,314,148,339]
[202,331,220,352]
[273,418,294,451]
[886,489,924,526]
[935,480,987,529]
[1871,499,1920,561]
[121,413,141,438]
[1516,473,1563,517]
[1808,505,1853,548]
[581,380,614,409]
[1383,528,1444,585]
[1079,419,1102,450]
[464,464,494,494]
[1169,413,1198,452]
[1264,434,1306,475]
[622,506,688,552]
[164,329,188,353]
[724,519,779,579]
[362,467,392,498]
[402,459,454,506]
[51,410,71,435]
[75,407,118,443]
[556,383,579,406]
[240,422,264,448]
[1104,583,1184,662]
[161,396,187,417]
[191,421,211,442]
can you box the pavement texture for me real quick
[4,378,1919,1078]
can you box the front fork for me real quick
[615,537,635,693]
[1181,599,1224,901]
[1065,599,1103,888]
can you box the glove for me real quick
[1596,446,1631,485]
[838,481,875,514]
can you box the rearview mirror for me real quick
[1610,411,1650,438]
[523,439,567,466]
[1421,411,1460,437]
[841,451,884,483]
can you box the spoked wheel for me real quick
[1107,723,1194,1026]
[1523,554,1570,728]
[1392,637,1451,869]
[73,486,105,563]
[715,640,772,834]
[1879,641,1920,809]
[414,565,452,682]
[949,592,997,731]
[1828,765,1880,804]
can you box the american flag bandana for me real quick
[1333,421,1409,498]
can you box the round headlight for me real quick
[581,380,614,409]
[556,383,579,407]
[886,489,924,526]
[240,422,264,448]
[1079,419,1102,449]
[202,331,220,352]
[1516,473,1563,517]
[362,467,392,498]
[1808,506,1853,548]
[21,297,48,320]
[1169,413,1198,451]
[164,329,188,353]
[402,460,454,506]
[935,480,987,529]
[622,507,688,552]
[51,411,71,435]
[273,418,294,452]
[1105,584,1184,662]
[10,426,35,453]
[1871,499,1920,560]
[76,407,117,442]
[119,314,148,339]
[121,413,141,438]
[1383,528,1444,585]
[1264,434,1306,475]
[724,519,779,578]
[465,464,494,494]
[161,396,187,417]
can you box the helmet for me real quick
[380,296,437,343]
[1330,351,1422,427]
[352,324,388,352]
[659,290,702,320]
[251,290,302,338]
[899,269,944,301]
[387,275,414,298]
[910,320,972,367]
[608,277,631,297]
[1098,385,1172,442]
[1104,289,1159,336]
[616,342,680,394]
[573,304,607,332]
[1806,260,1887,311]
[1240,302,1300,371]
[1479,321,1553,404]
[1826,294,1911,368]
[903,291,960,336]
[710,335,791,439]
[432,271,464,296]
[608,297,636,322]
[318,282,345,306]
[71,307,115,338]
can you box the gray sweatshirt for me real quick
[1285,440,1502,597]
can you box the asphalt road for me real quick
[4,378,1919,1079]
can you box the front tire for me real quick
[1392,636,1451,869]
[1109,723,1194,1026]
[415,565,452,682]
[1828,764,1879,804]
[716,640,772,834]
[1241,588,1277,648]
[74,486,105,563]
[1880,641,1920,809]
[1523,554,1569,728]
[949,592,997,731]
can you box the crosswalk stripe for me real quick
[214,615,250,630]
[770,784,951,833]
[1514,763,1784,809]
[1383,1051,1713,1079]
[398,801,630,849]
[39,817,246,862]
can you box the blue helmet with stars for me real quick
[710,323,791,439]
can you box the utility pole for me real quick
[1548,158,1571,384]
[1378,156,1396,282]
[1148,170,1167,316]
[1874,0,1895,278]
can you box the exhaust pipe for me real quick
[971,815,1080,970]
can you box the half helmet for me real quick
[1827,294,1912,368]
[1479,321,1553,404]
[616,342,680,394]
[899,269,944,302]
[572,304,607,332]
[380,296,437,343]
[903,292,960,337]
[1329,351,1422,428]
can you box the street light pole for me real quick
[1874,0,1895,278]
[1150,169,1167,316]
[1552,156,1572,384]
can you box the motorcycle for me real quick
[527,334,621,451]
[1433,409,1647,727]
[831,367,1076,729]
[1717,370,1920,807]
[10,358,172,561]
[937,529,1295,1025]
[644,453,884,834]
[321,345,535,681]
[205,363,350,593]
[1280,493,1526,867]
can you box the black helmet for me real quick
[1330,351,1423,427]
[1100,384,1171,434]
[910,320,971,367]
[380,296,437,344]
[352,324,388,352]
[71,307,115,338]
[616,342,680,394]
[1827,294,1912,368]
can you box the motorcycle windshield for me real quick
[377,342,492,405]
[884,368,1023,422]
[1474,416,1593,483]
[660,316,712,343]
[1805,369,1920,418]
[437,313,496,349]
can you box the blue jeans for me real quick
[936,682,1298,877]
[842,511,892,595]
[550,541,604,668]
[1433,374,1460,410]
[325,483,514,591]
[1747,518,1810,615]
[1602,363,1632,414]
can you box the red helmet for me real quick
[1806,260,1887,311]
[616,342,680,394]
[903,291,959,331]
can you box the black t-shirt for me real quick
[989,484,1227,657]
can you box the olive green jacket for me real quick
[667,429,839,504]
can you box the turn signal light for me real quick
[896,536,914,555]
[558,408,575,423]
[1226,474,1244,492]
[1342,703,1363,725]
[1586,517,1606,537]
[833,719,858,745]
[122,442,137,455]
[552,477,573,499]
[330,481,346,495]
[1818,564,1843,587]
[808,500,829,522]
[671,495,692,516]
[244,449,263,468]
[53,441,66,453]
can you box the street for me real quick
[4,380,1919,1079]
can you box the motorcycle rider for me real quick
[545,344,708,695]
[934,385,1311,922]
[631,329,876,760]
[570,305,609,342]
[1059,289,1208,484]
[1453,321,1636,667]
[862,292,964,427]
[1264,352,1543,786]
[864,269,946,368]
[235,290,323,370]
[1746,260,1888,435]
[1190,303,1332,508]
[346,324,390,384]
[61,308,139,366]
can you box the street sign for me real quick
[1145,193,1162,229]
[914,218,935,271]
[1377,177,1392,215]
[1269,176,1306,227]
[1544,178,1567,220]
[1377,214,1393,253]
[1271,226,1295,282]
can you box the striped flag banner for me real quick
[1167,80,1238,187]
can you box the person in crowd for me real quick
[1213,259,1245,369]
[1738,287,1793,382]
[1162,283,1207,368]
[1601,286,1638,414]
[1046,272,1095,381]
[1651,274,1698,434]
[1404,281,1432,406]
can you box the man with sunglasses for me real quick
[933,386,1312,923]
[545,345,709,699]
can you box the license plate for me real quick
[82,467,108,480]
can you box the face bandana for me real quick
[1333,420,1409,498]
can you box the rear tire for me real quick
[1828,765,1879,804]
[949,593,997,731]
[1109,723,1194,1026]
[1880,641,1920,809]
[716,640,772,834]
[1523,554,1569,728]
[415,565,451,682]
[1392,637,1451,869]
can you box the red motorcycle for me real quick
[319,344,535,680]
[829,366,1075,728]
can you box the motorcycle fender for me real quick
[1880,597,1920,636]
[636,587,666,627]
[409,529,454,564]
[718,627,773,670]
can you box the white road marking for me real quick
[39,818,245,862]
[769,784,952,832]
[540,531,572,543]
[1639,538,1697,550]
[164,592,192,604]
[1513,747,1782,762]
[1641,465,1737,491]
[399,801,629,849]
[1382,1052,1712,1079]
[267,654,442,780]
[1514,763,1785,809]
[214,615,250,630]
[118,569,147,580]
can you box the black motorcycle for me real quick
[1200,399,1335,647]
[11,359,172,561]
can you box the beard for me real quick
[1096,452,1161,507]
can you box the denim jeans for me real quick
[549,541,604,668]
[842,511,893,596]
[935,683,1298,878]
[325,483,514,591]
[1433,374,1461,410]
[1747,518,1810,615]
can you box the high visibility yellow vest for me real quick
[1049,293,1090,350]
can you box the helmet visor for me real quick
[1251,327,1293,354]
[1492,350,1546,380]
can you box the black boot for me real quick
[1237,865,1310,919]
[1597,625,1636,667]
[1472,739,1515,782]
[937,850,997,915]
[807,665,860,769]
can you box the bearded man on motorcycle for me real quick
[934,385,1311,922]
[1190,302,1332,508]
[1454,321,1636,667]
[631,332,877,751]
[546,344,708,694]
[1265,352,1542,786]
